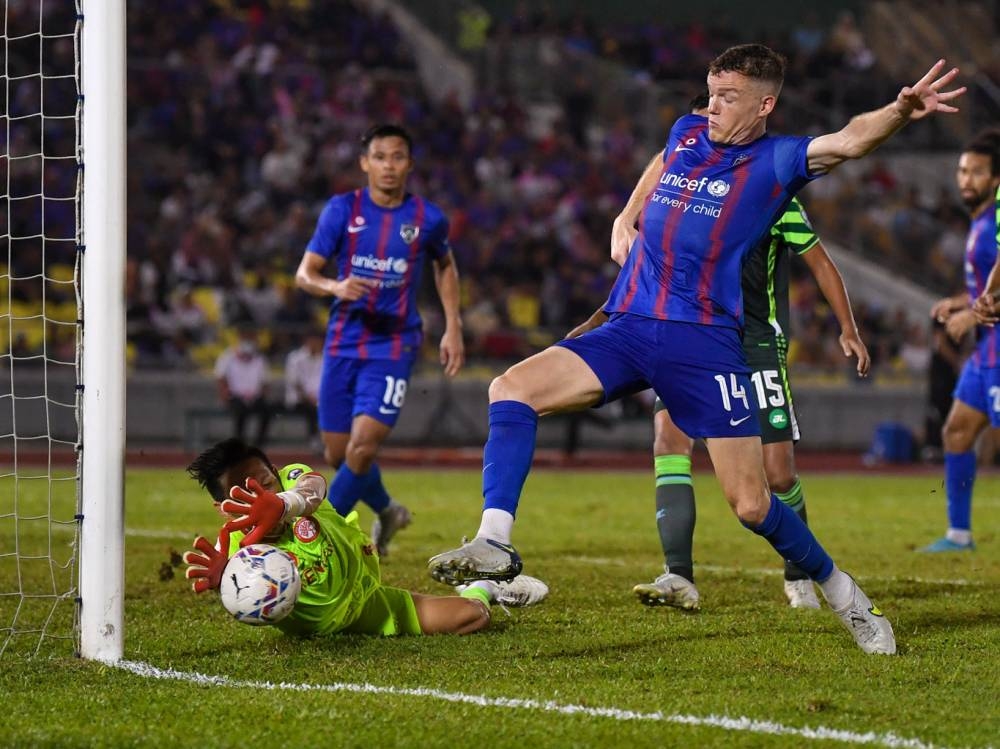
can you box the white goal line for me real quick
[116,660,956,749]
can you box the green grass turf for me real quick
[1,467,998,748]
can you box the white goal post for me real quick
[77,0,125,662]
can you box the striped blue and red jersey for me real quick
[305,187,451,360]
[604,114,818,329]
[964,201,1000,366]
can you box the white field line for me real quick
[564,557,983,587]
[115,659,960,749]
[124,528,193,540]
[49,525,195,540]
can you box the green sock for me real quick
[775,480,809,581]
[654,454,696,584]
[460,584,493,607]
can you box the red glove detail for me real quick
[221,477,286,547]
[182,527,231,593]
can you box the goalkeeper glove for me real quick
[221,477,286,547]
[182,527,231,593]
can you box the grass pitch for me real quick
[2,466,999,748]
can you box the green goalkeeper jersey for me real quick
[227,463,385,637]
[740,197,820,345]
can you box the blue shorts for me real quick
[953,358,1000,427]
[557,313,760,439]
[318,356,415,433]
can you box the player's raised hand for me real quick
[610,216,638,267]
[221,477,286,546]
[332,275,378,302]
[182,527,231,593]
[839,331,871,377]
[894,60,965,121]
[440,327,465,377]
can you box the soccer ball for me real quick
[219,544,301,626]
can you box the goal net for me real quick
[1,0,124,660]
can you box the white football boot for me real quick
[832,577,896,655]
[783,579,821,609]
[493,575,549,607]
[457,575,549,607]
[632,572,700,611]
[428,536,523,584]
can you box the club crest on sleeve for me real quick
[399,224,420,243]
[293,517,319,543]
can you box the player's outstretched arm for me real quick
[801,242,870,376]
[612,150,663,266]
[433,252,465,377]
[807,60,965,175]
[220,473,326,546]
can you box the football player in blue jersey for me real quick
[928,130,1000,552]
[430,45,965,655]
[569,95,870,612]
[295,124,465,556]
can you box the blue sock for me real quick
[327,464,369,515]
[360,462,392,514]
[482,400,538,517]
[746,494,834,582]
[944,451,976,531]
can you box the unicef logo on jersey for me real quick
[707,179,731,198]
[352,254,406,275]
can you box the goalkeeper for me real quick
[183,438,547,636]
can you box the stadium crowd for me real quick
[112,0,977,385]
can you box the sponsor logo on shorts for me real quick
[293,517,319,543]
[729,415,751,427]
[768,408,789,429]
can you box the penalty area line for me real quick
[116,660,947,749]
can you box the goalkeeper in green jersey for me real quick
[182,439,547,636]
